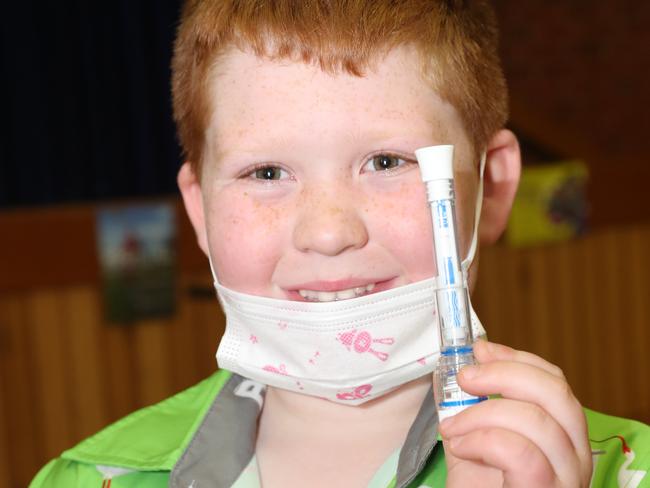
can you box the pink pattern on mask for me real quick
[417,357,426,365]
[262,364,288,375]
[308,351,320,365]
[277,321,288,330]
[337,329,394,361]
[336,384,373,400]
[249,334,258,344]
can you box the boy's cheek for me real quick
[201,176,470,289]
[366,184,438,279]
[205,195,291,289]
[382,176,477,279]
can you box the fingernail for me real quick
[460,365,479,379]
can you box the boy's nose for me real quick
[292,187,369,256]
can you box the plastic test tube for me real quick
[415,145,487,421]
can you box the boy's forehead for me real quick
[204,46,469,161]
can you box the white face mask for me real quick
[210,152,487,405]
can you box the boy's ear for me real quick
[479,129,521,244]
[178,162,209,256]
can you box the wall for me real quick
[474,224,650,422]
[495,1,650,226]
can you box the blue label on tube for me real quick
[435,201,449,229]
[446,257,455,285]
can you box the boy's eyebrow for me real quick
[210,134,447,167]
[340,112,453,149]
[206,111,452,164]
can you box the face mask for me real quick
[209,152,487,405]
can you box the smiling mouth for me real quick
[298,283,376,302]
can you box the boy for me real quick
[31,1,649,487]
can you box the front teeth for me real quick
[298,283,376,302]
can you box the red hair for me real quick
[172,0,508,168]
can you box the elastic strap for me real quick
[461,151,486,276]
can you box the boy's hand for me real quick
[438,341,593,487]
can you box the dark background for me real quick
[0,1,181,207]
[1,1,649,226]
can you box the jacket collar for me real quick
[170,374,441,488]
[61,371,233,471]
[62,370,441,488]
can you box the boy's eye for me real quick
[364,154,410,172]
[250,165,289,181]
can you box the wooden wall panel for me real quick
[133,319,173,407]
[166,275,227,391]
[0,375,7,488]
[627,227,650,421]
[101,323,137,421]
[63,288,109,441]
[28,291,74,461]
[580,235,604,409]
[0,296,41,486]
[167,284,200,393]
[0,300,20,488]
[0,201,208,293]
[0,207,99,292]
[474,224,650,422]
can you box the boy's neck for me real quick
[257,375,431,445]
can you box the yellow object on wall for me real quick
[507,161,588,247]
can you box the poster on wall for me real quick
[506,160,588,247]
[96,203,176,323]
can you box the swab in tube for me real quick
[416,145,487,420]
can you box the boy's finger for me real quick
[456,360,592,478]
[473,340,566,379]
[445,427,556,488]
[440,398,579,487]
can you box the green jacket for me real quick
[31,370,650,487]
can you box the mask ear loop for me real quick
[206,245,230,312]
[461,150,486,280]
[208,252,219,285]
[205,229,224,293]
[461,151,488,340]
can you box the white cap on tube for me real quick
[415,145,454,182]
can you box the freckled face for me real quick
[200,47,478,299]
